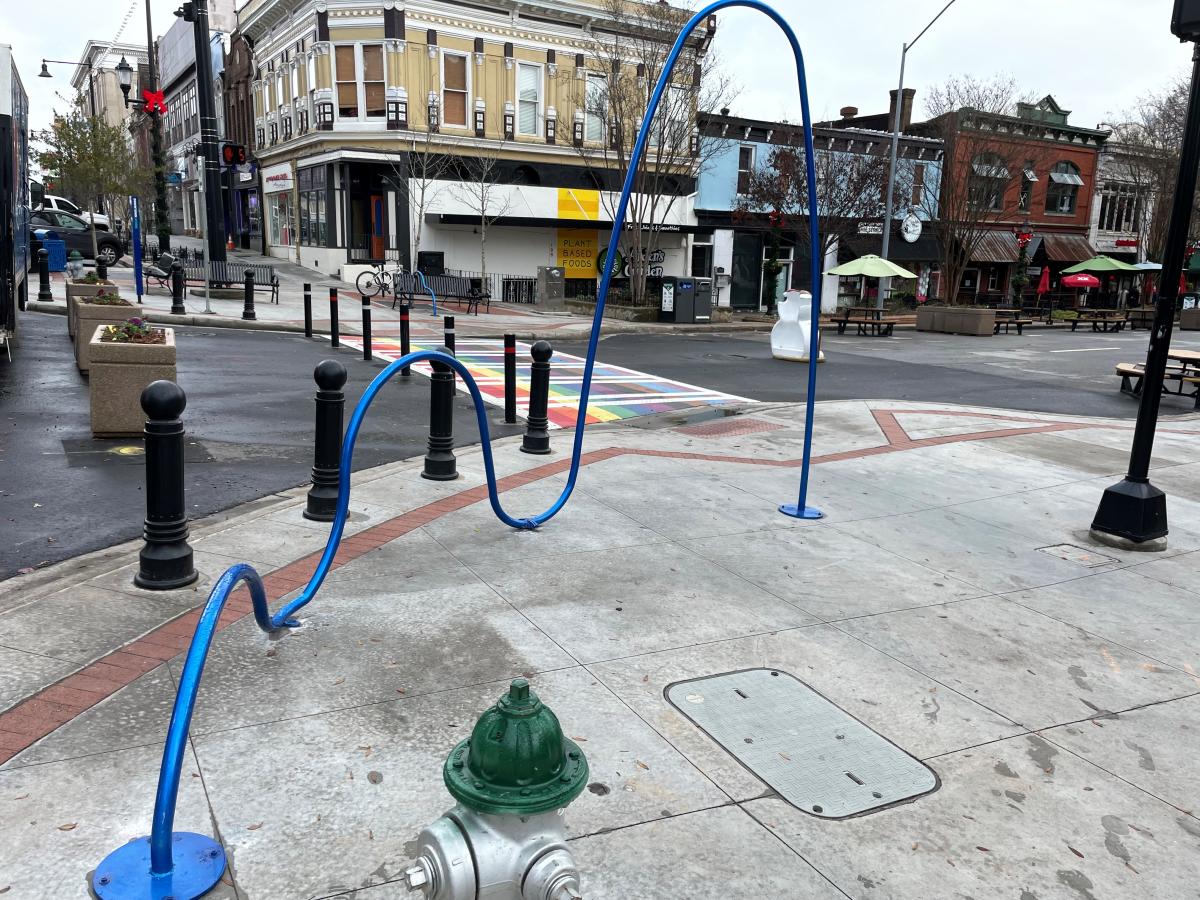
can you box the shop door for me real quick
[729,232,763,309]
[370,194,385,260]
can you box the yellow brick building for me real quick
[236,0,711,290]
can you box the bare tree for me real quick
[388,126,451,269]
[573,0,734,304]
[449,145,513,286]
[912,74,1051,303]
[1111,75,1191,262]
[736,135,890,273]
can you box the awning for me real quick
[1049,171,1085,186]
[970,231,1019,264]
[845,230,941,263]
[1040,233,1096,262]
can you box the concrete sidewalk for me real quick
[3,400,1200,897]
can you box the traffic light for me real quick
[221,143,247,166]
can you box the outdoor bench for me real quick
[392,272,490,315]
[142,254,280,304]
[1115,362,1200,408]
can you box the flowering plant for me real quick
[100,317,165,344]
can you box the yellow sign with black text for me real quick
[557,229,599,278]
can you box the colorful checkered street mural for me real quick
[338,336,755,428]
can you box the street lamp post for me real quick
[1091,6,1200,545]
[39,57,103,216]
[178,0,228,267]
[1012,217,1033,309]
[878,0,959,309]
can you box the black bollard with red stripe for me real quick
[503,334,517,424]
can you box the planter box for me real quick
[1181,308,1200,330]
[88,329,176,437]
[915,305,945,331]
[65,281,117,340]
[75,301,137,374]
[943,308,995,336]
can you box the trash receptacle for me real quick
[659,277,696,324]
[35,229,67,272]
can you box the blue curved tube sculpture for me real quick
[94,2,823,895]
[414,267,438,317]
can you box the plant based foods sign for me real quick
[557,229,598,277]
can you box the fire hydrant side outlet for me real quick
[444,678,589,816]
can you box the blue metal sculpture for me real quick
[414,267,438,317]
[94,2,823,894]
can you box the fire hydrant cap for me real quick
[444,678,589,815]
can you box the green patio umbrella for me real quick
[825,254,918,279]
[1061,255,1140,273]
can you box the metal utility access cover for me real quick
[666,669,938,818]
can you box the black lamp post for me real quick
[176,0,227,267]
[1011,217,1033,309]
[1091,2,1200,545]
[114,52,171,252]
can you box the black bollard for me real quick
[361,293,372,361]
[97,259,108,281]
[37,248,51,300]
[329,287,340,348]
[503,333,517,424]
[242,269,257,320]
[303,283,313,338]
[399,301,411,377]
[422,346,458,480]
[304,360,347,522]
[521,340,553,455]
[170,260,186,315]
[134,381,199,590]
[444,314,456,394]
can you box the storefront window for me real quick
[269,192,294,246]
[297,166,327,246]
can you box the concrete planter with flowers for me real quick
[75,292,136,374]
[65,278,118,340]
[88,320,176,437]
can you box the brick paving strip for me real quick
[0,407,1188,764]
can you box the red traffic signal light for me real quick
[221,143,247,166]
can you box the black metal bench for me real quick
[142,254,280,304]
[391,272,489,315]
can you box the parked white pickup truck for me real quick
[36,194,112,231]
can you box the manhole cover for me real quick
[1037,544,1118,567]
[666,669,938,818]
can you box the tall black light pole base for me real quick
[1091,38,1200,547]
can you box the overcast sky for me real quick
[5,0,1193,136]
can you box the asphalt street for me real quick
[560,326,1200,419]
[0,311,521,580]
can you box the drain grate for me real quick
[666,669,938,818]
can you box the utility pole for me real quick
[1091,2,1200,545]
[144,0,171,251]
[878,0,958,309]
[180,0,227,266]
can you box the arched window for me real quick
[969,153,1009,212]
[1046,160,1082,214]
[510,164,541,186]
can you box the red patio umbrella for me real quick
[1061,273,1100,288]
[1036,267,1050,296]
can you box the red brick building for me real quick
[912,96,1109,303]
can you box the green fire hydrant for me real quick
[402,678,589,899]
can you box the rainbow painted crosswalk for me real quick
[337,336,755,428]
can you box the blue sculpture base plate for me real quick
[779,503,824,520]
[95,832,226,900]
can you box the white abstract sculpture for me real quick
[771,289,824,362]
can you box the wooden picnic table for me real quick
[833,305,896,337]
[1115,348,1200,409]
[1168,349,1200,370]
[1070,309,1127,333]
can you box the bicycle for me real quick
[355,261,403,298]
